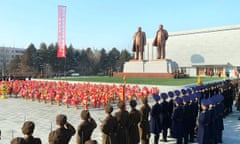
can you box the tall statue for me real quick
[153,24,168,59]
[132,27,146,60]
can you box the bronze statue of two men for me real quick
[132,24,168,60]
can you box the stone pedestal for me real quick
[123,59,177,73]
[123,60,144,72]
[144,59,176,73]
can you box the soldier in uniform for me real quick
[128,99,141,144]
[11,121,41,144]
[132,26,146,60]
[101,103,118,144]
[189,93,198,142]
[76,110,97,144]
[21,121,41,144]
[49,114,76,144]
[182,95,191,144]
[167,91,174,137]
[159,93,169,142]
[216,94,224,143]
[209,97,217,144]
[197,99,211,144]
[138,97,151,144]
[150,94,161,144]
[171,97,184,144]
[114,100,129,144]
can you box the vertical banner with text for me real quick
[57,5,67,58]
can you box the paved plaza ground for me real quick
[0,93,240,144]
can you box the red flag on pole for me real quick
[57,5,67,58]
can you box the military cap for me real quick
[187,88,192,94]
[56,114,67,126]
[168,91,174,98]
[104,104,113,113]
[117,101,125,109]
[21,121,35,135]
[201,99,209,106]
[195,86,201,91]
[212,96,218,104]
[181,89,187,95]
[81,110,90,120]
[175,97,183,105]
[174,90,181,97]
[130,99,137,107]
[191,87,196,92]
[141,97,148,104]
[160,93,168,99]
[153,94,160,101]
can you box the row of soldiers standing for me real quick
[110,80,236,144]
[100,80,236,144]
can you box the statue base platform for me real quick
[114,59,178,78]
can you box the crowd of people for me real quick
[4,79,238,144]
[0,80,160,109]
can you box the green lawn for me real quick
[51,76,224,86]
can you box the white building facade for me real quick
[144,25,240,78]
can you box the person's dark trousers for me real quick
[162,129,168,141]
[183,134,189,144]
[217,131,223,143]
[217,131,222,143]
[154,134,159,144]
[177,137,183,144]
[189,130,194,142]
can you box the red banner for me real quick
[57,5,67,58]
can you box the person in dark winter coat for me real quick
[76,110,97,144]
[167,91,175,137]
[128,99,141,144]
[101,104,118,144]
[188,93,198,142]
[11,121,42,144]
[182,95,191,144]
[197,99,211,144]
[114,100,129,144]
[216,94,224,143]
[138,97,151,144]
[150,94,161,144]
[21,121,42,144]
[159,93,169,142]
[209,97,217,144]
[171,97,184,144]
[49,114,76,144]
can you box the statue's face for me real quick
[138,27,142,32]
[159,25,163,30]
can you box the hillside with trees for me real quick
[7,43,132,78]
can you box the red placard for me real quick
[57,5,66,58]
